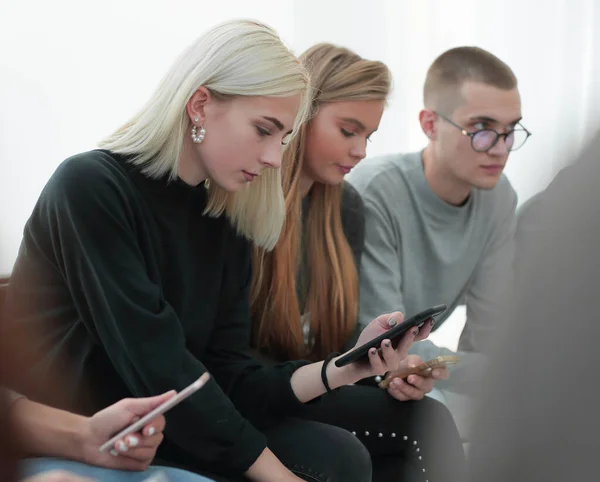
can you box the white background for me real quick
[1,0,598,280]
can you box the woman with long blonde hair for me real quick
[3,22,435,482]
[251,43,466,482]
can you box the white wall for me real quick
[1,0,598,274]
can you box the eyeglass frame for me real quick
[433,111,532,153]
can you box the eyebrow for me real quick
[340,117,367,131]
[468,115,523,126]
[263,116,293,134]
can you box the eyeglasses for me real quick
[434,112,531,153]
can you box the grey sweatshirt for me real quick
[347,151,517,392]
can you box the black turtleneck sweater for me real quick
[3,150,309,477]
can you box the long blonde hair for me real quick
[99,19,311,250]
[251,43,391,360]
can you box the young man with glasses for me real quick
[347,47,529,400]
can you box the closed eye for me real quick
[341,128,355,138]
[256,126,271,137]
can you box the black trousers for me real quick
[191,385,466,482]
[297,385,467,482]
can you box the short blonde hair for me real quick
[99,19,312,250]
[424,46,517,113]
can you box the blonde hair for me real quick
[99,19,312,250]
[251,43,391,360]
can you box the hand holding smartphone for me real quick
[378,355,460,389]
[98,372,211,453]
[334,305,447,368]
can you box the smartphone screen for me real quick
[99,372,211,453]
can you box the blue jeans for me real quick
[20,458,214,482]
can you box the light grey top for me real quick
[347,151,517,392]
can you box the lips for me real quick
[337,165,353,174]
[481,165,504,173]
[242,170,259,182]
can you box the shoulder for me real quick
[49,150,130,192]
[347,152,420,199]
[347,152,421,218]
[41,150,138,210]
[341,181,364,216]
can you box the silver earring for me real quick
[194,116,199,122]
[204,179,210,190]
[191,125,205,144]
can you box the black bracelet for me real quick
[321,352,341,394]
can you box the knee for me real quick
[412,397,462,444]
[312,425,372,482]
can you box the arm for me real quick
[354,181,407,328]
[410,185,518,392]
[9,393,175,471]
[38,159,395,481]
[9,398,86,462]
[35,159,271,476]
[460,185,518,354]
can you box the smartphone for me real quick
[378,355,460,389]
[334,304,447,368]
[98,372,211,453]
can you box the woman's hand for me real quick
[344,311,434,383]
[290,312,434,404]
[80,391,176,471]
[386,354,449,401]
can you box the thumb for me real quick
[406,354,423,368]
[123,390,177,417]
[376,311,404,330]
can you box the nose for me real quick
[487,135,510,156]
[349,139,367,162]
[260,143,283,169]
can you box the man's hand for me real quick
[387,355,448,401]
[80,391,176,471]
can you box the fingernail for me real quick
[128,436,139,447]
[148,427,156,436]
[412,328,419,336]
[369,348,377,356]
[388,317,397,327]
[384,340,391,348]
[118,441,128,452]
[430,318,437,327]
[393,379,401,387]
[109,449,119,457]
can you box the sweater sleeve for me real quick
[352,176,407,330]
[460,182,518,354]
[36,156,298,475]
[410,182,518,394]
[203,234,310,427]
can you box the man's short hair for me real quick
[424,46,517,113]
